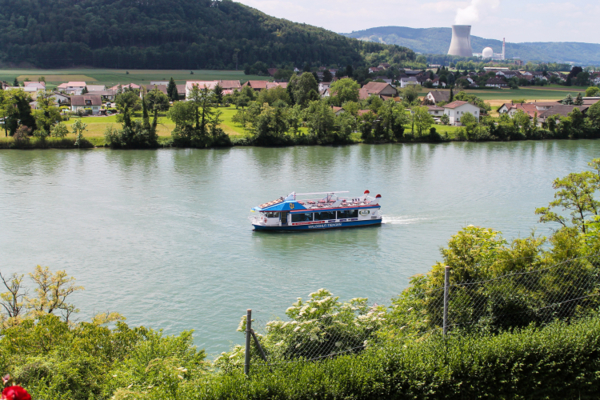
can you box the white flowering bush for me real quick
[215,289,386,371]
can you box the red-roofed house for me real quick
[57,82,87,95]
[443,101,480,125]
[359,82,398,100]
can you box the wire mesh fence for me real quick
[236,253,600,373]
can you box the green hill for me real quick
[0,0,414,69]
[343,26,600,65]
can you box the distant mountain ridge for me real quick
[342,26,600,65]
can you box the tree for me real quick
[81,86,89,95]
[115,91,140,129]
[575,71,590,87]
[71,119,88,147]
[289,73,319,108]
[535,158,600,234]
[145,88,170,112]
[460,112,479,139]
[4,89,36,135]
[252,104,289,145]
[574,92,584,106]
[345,65,354,78]
[440,113,450,125]
[213,83,224,106]
[585,86,600,97]
[188,85,214,135]
[402,85,420,104]
[322,70,333,83]
[256,86,291,106]
[167,77,179,101]
[33,92,61,135]
[378,99,409,141]
[412,106,434,137]
[562,94,574,105]
[306,100,337,143]
[587,101,600,130]
[50,123,69,138]
[329,78,360,106]
[168,101,196,130]
[13,78,18,87]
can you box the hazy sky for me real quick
[236,0,600,44]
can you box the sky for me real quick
[235,0,600,44]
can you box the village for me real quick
[1,62,599,140]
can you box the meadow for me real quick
[0,68,266,88]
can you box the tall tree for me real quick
[213,84,224,106]
[167,77,179,101]
[329,78,360,106]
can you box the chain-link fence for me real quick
[237,253,600,374]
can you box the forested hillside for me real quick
[343,26,600,65]
[0,0,414,69]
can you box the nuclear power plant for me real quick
[447,25,473,57]
[447,25,507,60]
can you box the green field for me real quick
[419,85,587,104]
[0,68,266,87]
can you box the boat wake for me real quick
[382,216,428,225]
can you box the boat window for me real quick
[263,212,279,218]
[338,210,359,219]
[291,213,313,223]
[314,211,336,221]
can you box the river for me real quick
[0,140,598,355]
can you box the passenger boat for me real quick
[250,191,382,231]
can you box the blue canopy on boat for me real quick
[254,201,307,212]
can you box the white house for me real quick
[50,92,70,105]
[71,94,102,115]
[318,82,331,92]
[427,106,445,119]
[443,101,480,125]
[57,81,87,95]
[399,77,419,88]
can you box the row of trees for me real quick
[225,73,441,145]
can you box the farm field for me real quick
[0,69,266,88]
[419,86,587,103]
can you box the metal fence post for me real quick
[245,309,251,376]
[443,266,450,336]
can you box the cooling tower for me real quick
[448,25,473,57]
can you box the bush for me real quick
[13,125,32,148]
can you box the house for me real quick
[583,97,600,106]
[399,77,419,88]
[50,92,71,105]
[220,80,242,91]
[150,81,169,86]
[4,85,44,100]
[70,94,102,115]
[320,88,330,98]
[186,81,219,98]
[486,77,508,88]
[368,67,382,74]
[427,106,445,118]
[443,101,480,125]
[431,78,446,88]
[24,81,46,90]
[57,82,87,95]
[359,82,398,100]
[86,85,106,92]
[0,81,9,90]
[378,63,390,70]
[537,105,590,124]
[318,82,331,92]
[109,83,141,92]
[88,90,117,101]
[143,84,168,96]
[425,90,450,105]
[267,68,278,77]
[591,73,600,85]
[242,81,286,91]
[502,103,539,119]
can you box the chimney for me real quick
[448,25,473,57]
[502,38,506,60]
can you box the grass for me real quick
[0,68,267,87]
[419,86,587,103]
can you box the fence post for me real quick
[443,266,450,336]
[245,309,251,376]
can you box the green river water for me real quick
[1,141,598,355]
